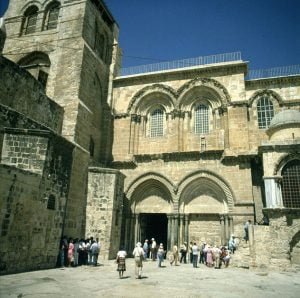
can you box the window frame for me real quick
[22,6,39,35]
[194,103,209,134]
[149,107,165,138]
[257,95,274,129]
[44,1,60,31]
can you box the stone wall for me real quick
[0,133,74,274]
[0,57,64,133]
[86,167,124,259]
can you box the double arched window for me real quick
[257,96,274,129]
[281,160,300,208]
[22,6,38,35]
[149,108,164,137]
[21,2,60,35]
[194,104,209,134]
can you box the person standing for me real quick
[116,247,127,279]
[90,240,100,266]
[143,239,149,260]
[170,244,179,266]
[150,238,157,261]
[157,243,165,267]
[189,241,193,264]
[192,242,199,268]
[180,242,187,264]
[68,238,74,267]
[132,242,144,279]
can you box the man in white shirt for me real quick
[132,242,144,279]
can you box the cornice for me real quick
[114,62,248,87]
[258,142,300,153]
[245,75,300,89]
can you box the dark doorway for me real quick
[140,213,168,250]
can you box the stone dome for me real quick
[269,109,300,128]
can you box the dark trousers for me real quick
[180,252,187,263]
[193,255,198,268]
[190,252,193,263]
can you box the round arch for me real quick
[177,170,235,213]
[125,172,175,213]
[127,84,177,115]
[248,89,284,107]
[177,77,231,109]
[273,153,300,175]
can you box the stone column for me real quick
[167,214,172,249]
[129,215,135,252]
[125,216,131,252]
[174,214,179,245]
[264,176,283,208]
[134,213,140,244]
[179,214,184,246]
[184,214,189,244]
[229,216,234,237]
[220,215,225,245]
[224,215,229,243]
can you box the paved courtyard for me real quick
[0,259,299,298]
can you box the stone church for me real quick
[0,0,299,274]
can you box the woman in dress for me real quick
[67,238,74,267]
[157,243,165,267]
[206,245,214,267]
[116,247,127,278]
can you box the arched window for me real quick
[44,1,60,30]
[22,6,38,35]
[194,104,209,134]
[149,108,164,137]
[257,96,274,129]
[281,160,300,208]
[18,52,51,90]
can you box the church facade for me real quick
[0,0,300,274]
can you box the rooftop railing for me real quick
[120,51,242,76]
[246,65,300,80]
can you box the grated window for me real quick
[257,96,274,129]
[195,104,209,134]
[150,109,164,137]
[281,160,300,208]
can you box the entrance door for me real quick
[140,213,168,250]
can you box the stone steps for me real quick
[231,240,252,269]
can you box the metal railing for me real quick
[247,65,300,80]
[120,51,242,76]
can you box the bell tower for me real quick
[3,0,121,237]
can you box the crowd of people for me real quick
[115,236,239,279]
[59,236,101,268]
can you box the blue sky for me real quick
[1,0,300,70]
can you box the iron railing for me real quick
[247,65,300,80]
[120,51,242,76]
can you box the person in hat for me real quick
[132,242,144,279]
[157,243,165,267]
[150,238,157,261]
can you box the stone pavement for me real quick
[0,259,299,298]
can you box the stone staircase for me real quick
[230,239,253,269]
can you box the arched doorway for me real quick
[140,213,168,249]
[178,173,234,246]
[125,176,173,252]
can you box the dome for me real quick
[269,109,300,128]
